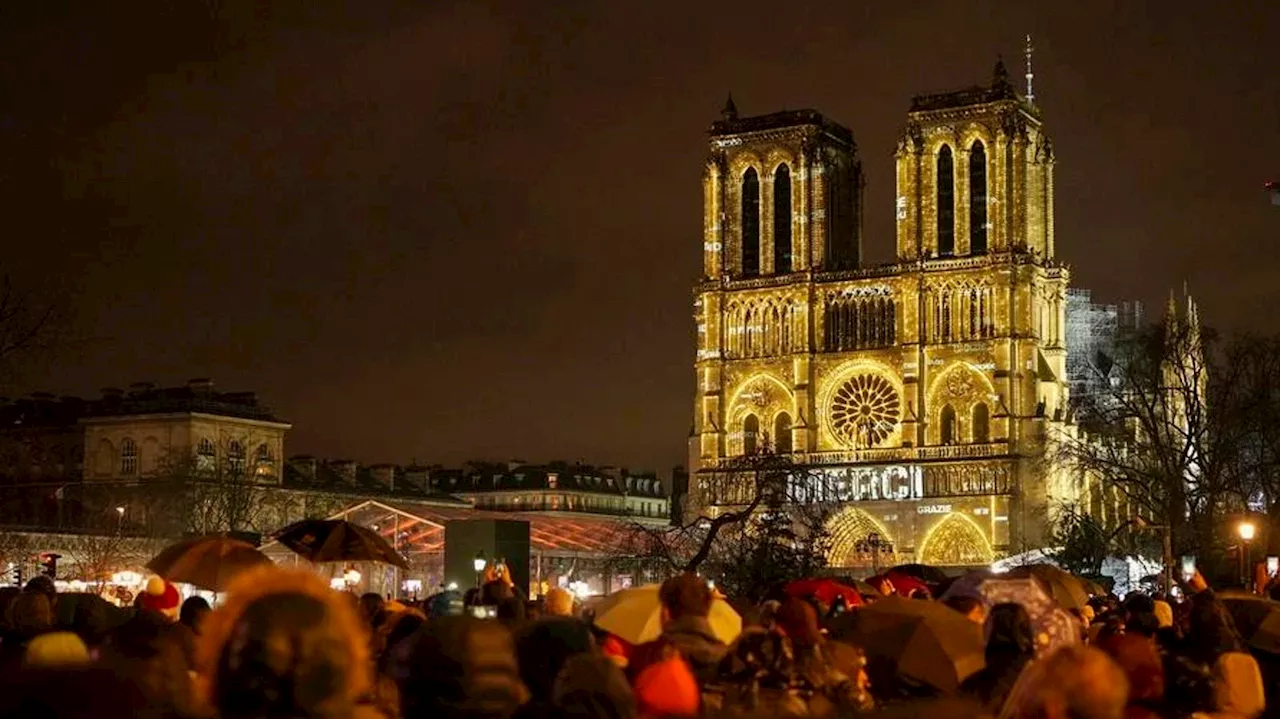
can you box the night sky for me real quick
[2,1,1277,473]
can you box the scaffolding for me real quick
[1065,289,1144,412]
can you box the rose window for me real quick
[829,374,901,447]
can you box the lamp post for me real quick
[115,506,125,536]
[1238,521,1257,590]
[473,551,487,589]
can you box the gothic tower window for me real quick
[197,437,216,472]
[969,141,988,253]
[774,412,792,453]
[742,168,761,276]
[228,440,246,472]
[743,415,760,455]
[120,438,138,475]
[972,403,990,443]
[773,164,792,274]
[936,145,955,256]
[940,404,956,445]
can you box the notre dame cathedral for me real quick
[689,60,1080,569]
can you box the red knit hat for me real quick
[633,654,700,718]
[139,576,180,620]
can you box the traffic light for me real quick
[9,564,20,587]
[39,553,60,580]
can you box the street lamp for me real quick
[473,551,487,588]
[1239,521,1257,590]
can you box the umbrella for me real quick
[274,518,409,569]
[976,577,1081,655]
[871,572,930,597]
[828,595,984,693]
[1004,564,1089,611]
[592,584,742,645]
[1219,592,1280,655]
[146,535,273,591]
[785,578,864,607]
[849,578,882,597]
[890,563,951,586]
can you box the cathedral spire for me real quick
[1024,34,1035,103]
[722,93,739,121]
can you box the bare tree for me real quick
[0,274,66,389]
[1057,317,1280,574]
[60,533,160,588]
[0,532,31,573]
[613,453,840,594]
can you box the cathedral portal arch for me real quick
[917,512,994,566]
[825,506,897,569]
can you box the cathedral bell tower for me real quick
[895,59,1055,262]
[701,102,865,281]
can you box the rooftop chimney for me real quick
[329,459,358,484]
[371,464,396,491]
[291,455,318,481]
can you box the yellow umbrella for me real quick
[592,584,742,645]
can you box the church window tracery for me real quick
[937,145,955,256]
[743,415,760,455]
[742,168,760,277]
[822,292,896,351]
[773,164,792,273]
[969,140,988,253]
[973,402,990,443]
[940,404,957,445]
[774,412,792,453]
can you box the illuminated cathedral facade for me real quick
[690,61,1079,568]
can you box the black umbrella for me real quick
[274,518,409,569]
[889,563,951,587]
[828,595,984,693]
[1219,591,1280,655]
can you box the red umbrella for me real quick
[871,572,931,597]
[785,578,864,607]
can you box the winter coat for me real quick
[627,615,728,687]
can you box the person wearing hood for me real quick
[513,616,598,718]
[960,602,1037,712]
[625,573,728,688]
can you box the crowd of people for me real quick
[0,565,1271,719]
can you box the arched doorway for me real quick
[825,506,897,570]
[917,512,994,566]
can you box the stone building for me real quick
[690,61,1079,568]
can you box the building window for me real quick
[774,412,792,453]
[773,164,792,274]
[743,414,760,456]
[937,145,955,256]
[197,438,216,472]
[255,443,275,477]
[940,405,956,445]
[973,403,990,443]
[228,441,246,473]
[969,141,988,253]
[120,438,138,475]
[741,168,760,277]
